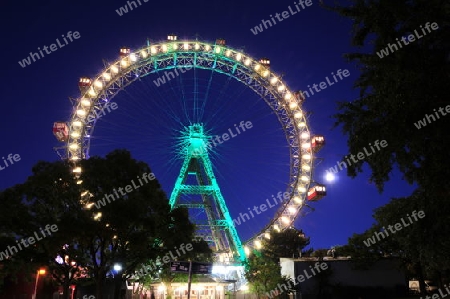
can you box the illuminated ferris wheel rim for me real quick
[59,35,324,250]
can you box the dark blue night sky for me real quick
[0,0,415,250]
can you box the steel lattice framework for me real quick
[169,124,246,262]
[59,37,319,256]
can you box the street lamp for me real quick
[113,264,122,272]
[32,268,46,299]
[69,285,76,299]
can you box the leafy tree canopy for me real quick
[322,0,450,192]
[0,149,199,299]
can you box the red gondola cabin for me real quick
[307,184,326,201]
[119,47,131,57]
[311,135,325,152]
[53,122,69,142]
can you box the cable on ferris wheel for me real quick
[53,34,326,261]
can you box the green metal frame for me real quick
[169,124,246,262]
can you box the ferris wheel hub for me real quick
[182,124,211,157]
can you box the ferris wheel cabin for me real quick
[259,58,270,68]
[311,135,325,152]
[53,122,69,142]
[307,184,326,201]
[119,47,131,57]
[216,38,226,46]
[294,91,306,104]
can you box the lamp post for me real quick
[70,285,76,299]
[113,263,123,298]
[32,268,46,299]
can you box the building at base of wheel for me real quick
[280,257,407,299]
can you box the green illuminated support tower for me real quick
[169,124,246,263]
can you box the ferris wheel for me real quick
[53,35,326,261]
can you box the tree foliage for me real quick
[0,149,199,299]
[261,227,310,260]
[244,253,294,299]
[321,0,450,291]
[340,189,450,293]
[322,0,450,192]
[244,228,309,298]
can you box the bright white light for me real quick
[162,44,168,52]
[289,101,298,109]
[294,196,303,204]
[184,43,189,50]
[294,112,303,119]
[76,109,86,118]
[111,65,119,73]
[88,88,96,97]
[195,43,200,50]
[121,59,128,67]
[225,50,231,57]
[103,72,111,80]
[81,98,91,107]
[302,154,311,160]
[236,53,242,61]
[288,206,297,214]
[285,93,292,100]
[55,255,63,265]
[297,186,307,193]
[301,142,311,149]
[215,46,221,53]
[130,53,137,62]
[263,70,269,77]
[254,64,261,71]
[69,143,79,150]
[244,58,251,66]
[205,45,211,51]
[301,175,310,182]
[298,122,306,127]
[72,167,82,173]
[302,164,311,171]
[277,85,285,91]
[140,50,148,58]
[325,172,335,182]
[211,265,243,275]
[264,232,270,239]
[151,46,157,54]
[94,80,102,88]
[270,77,278,85]
[254,240,261,249]
[281,216,290,224]
[301,132,309,139]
